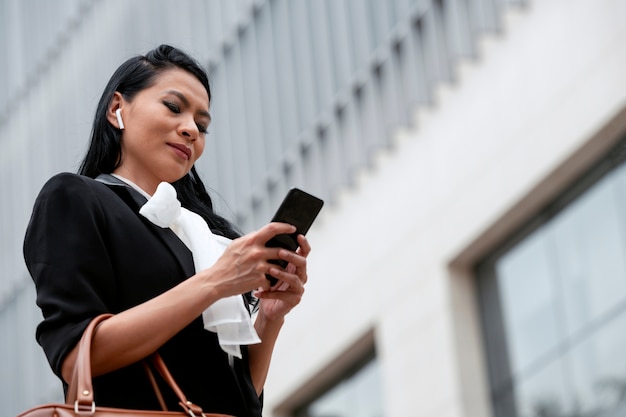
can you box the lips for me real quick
[167,143,192,160]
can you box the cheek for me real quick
[194,139,206,162]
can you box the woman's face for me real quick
[111,68,210,194]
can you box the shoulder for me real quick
[29,173,120,225]
[24,174,112,265]
[36,173,114,204]
[40,172,103,193]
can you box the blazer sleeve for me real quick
[24,173,117,377]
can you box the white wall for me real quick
[265,0,626,416]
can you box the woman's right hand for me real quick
[61,223,296,383]
[205,222,298,298]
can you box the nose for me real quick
[179,117,198,141]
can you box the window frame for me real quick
[475,134,626,417]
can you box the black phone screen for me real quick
[265,188,324,284]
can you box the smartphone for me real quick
[265,188,324,285]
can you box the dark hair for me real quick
[78,44,240,240]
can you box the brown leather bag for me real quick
[17,314,234,417]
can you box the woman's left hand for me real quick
[254,234,310,321]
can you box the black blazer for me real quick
[24,173,261,417]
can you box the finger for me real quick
[277,250,308,284]
[256,279,304,303]
[264,278,290,294]
[226,234,291,266]
[296,234,311,257]
[256,290,303,307]
[255,222,297,244]
[259,275,273,291]
[265,265,305,290]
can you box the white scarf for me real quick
[138,182,260,358]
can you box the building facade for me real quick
[1,0,625,416]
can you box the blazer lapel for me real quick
[95,174,196,278]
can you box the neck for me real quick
[110,172,155,198]
[112,166,161,195]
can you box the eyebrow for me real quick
[164,89,212,122]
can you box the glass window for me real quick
[293,354,384,417]
[477,137,626,417]
[568,309,626,415]
[496,228,564,376]
[551,168,626,337]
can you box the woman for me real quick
[23,44,309,417]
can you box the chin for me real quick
[166,174,187,184]
[160,165,192,184]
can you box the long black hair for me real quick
[78,44,240,240]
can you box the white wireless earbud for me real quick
[115,109,125,130]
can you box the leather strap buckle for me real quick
[74,400,96,414]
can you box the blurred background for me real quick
[1,0,626,416]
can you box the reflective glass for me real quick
[496,229,562,376]
[568,309,626,416]
[551,171,626,337]
[481,141,626,417]
[514,357,572,417]
[295,357,384,417]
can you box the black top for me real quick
[23,173,262,417]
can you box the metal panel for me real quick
[308,0,335,114]
[390,20,429,126]
[211,56,239,218]
[374,52,405,144]
[346,0,375,76]
[269,0,300,149]
[253,3,282,174]
[300,132,325,199]
[355,79,384,166]
[368,0,393,47]
[239,17,268,188]
[287,0,318,135]
[423,0,453,88]
[336,97,365,186]
[446,0,476,59]
[225,41,253,212]
[319,113,344,201]
[326,0,354,94]
[206,0,225,60]
[469,0,500,32]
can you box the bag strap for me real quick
[65,313,204,416]
[65,314,111,409]
[143,361,169,411]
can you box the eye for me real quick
[163,101,180,113]
[196,123,208,134]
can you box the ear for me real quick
[107,92,125,129]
